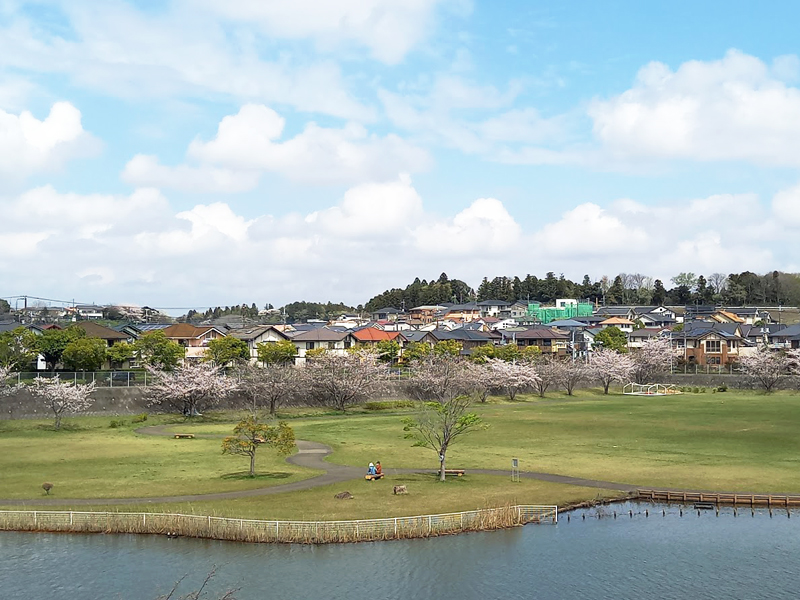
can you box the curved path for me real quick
[2,424,766,507]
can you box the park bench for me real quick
[441,469,465,477]
[173,433,195,439]
[364,473,384,481]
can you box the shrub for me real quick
[109,419,126,428]
[42,482,53,495]
[132,413,148,423]
[693,387,700,393]
[701,387,707,393]
[364,400,415,411]
[717,384,728,392]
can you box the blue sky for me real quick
[2,0,800,309]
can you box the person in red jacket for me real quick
[375,462,382,475]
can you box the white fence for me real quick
[0,505,558,543]
[12,371,148,387]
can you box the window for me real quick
[707,356,721,365]
[676,339,685,348]
[344,341,351,349]
[306,342,315,350]
[328,341,337,350]
[705,340,721,353]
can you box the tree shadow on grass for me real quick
[220,471,293,481]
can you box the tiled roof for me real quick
[291,328,352,342]
[75,321,129,340]
[352,328,402,342]
[161,324,221,339]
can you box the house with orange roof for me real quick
[598,317,636,333]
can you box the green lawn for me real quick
[2,389,800,518]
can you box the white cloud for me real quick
[588,49,800,165]
[0,102,98,183]
[3,177,799,307]
[123,104,431,190]
[0,4,372,120]
[194,0,448,64]
[772,184,800,227]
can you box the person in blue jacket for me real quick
[367,462,377,476]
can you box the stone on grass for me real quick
[42,482,53,495]
[393,485,408,495]
[334,491,353,500]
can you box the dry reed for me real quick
[0,505,557,544]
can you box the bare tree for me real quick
[147,362,238,416]
[29,375,95,429]
[587,349,635,394]
[300,350,389,411]
[402,395,485,481]
[740,348,800,393]
[486,358,539,400]
[405,354,471,403]
[708,273,729,295]
[630,338,673,384]
[237,363,297,416]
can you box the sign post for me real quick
[511,458,519,483]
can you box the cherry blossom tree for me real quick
[29,375,95,429]
[405,354,471,403]
[528,355,561,398]
[552,359,588,396]
[222,416,295,476]
[486,358,540,401]
[739,348,800,393]
[630,337,673,384]
[147,362,238,416]
[300,350,389,411]
[237,363,298,416]
[463,361,494,403]
[587,349,635,394]
[402,395,486,481]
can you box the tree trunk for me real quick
[508,388,517,401]
[54,413,61,430]
[439,451,446,481]
[269,398,276,416]
[249,452,256,477]
[603,380,610,394]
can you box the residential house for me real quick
[401,330,438,348]
[598,317,636,333]
[627,328,667,350]
[498,301,529,320]
[75,321,132,346]
[769,324,800,350]
[430,328,498,352]
[371,307,404,322]
[230,325,292,362]
[160,324,228,360]
[503,327,570,355]
[443,303,482,322]
[671,322,747,366]
[288,328,357,364]
[351,327,405,347]
[409,305,447,324]
[477,300,511,318]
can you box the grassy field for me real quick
[2,388,800,520]
[0,476,614,521]
[0,415,320,499]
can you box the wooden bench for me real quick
[173,433,195,439]
[364,473,384,481]
[443,469,465,477]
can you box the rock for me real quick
[334,491,353,500]
[393,485,408,495]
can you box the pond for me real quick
[2,502,798,599]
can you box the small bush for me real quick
[693,387,700,393]
[717,384,728,392]
[109,419,126,428]
[364,400,415,411]
[132,413,148,423]
[42,482,53,495]
[701,387,707,393]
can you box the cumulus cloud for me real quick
[0,102,99,184]
[4,176,799,307]
[123,104,431,191]
[588,49,800,166]
[772,184,800,227]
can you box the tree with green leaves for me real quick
[594,327,628,353]
[375,339,400,364]
[256,339,297,365]
[62,337,107,371]
[204,336,249,366]
[222,416,295,477]
[402,395,486,481]
[134,331,184,371]
[0,299,10,314]
[106,341,135,369]
[402,341,431,362]
[37,326,86,371]
[0,327,38,371]
[433,340,462,356]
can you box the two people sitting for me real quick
[367,462,382,476]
